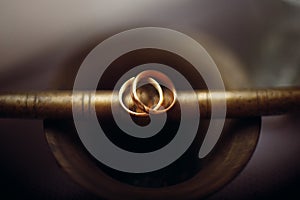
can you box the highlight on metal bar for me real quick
[0,88,299,119]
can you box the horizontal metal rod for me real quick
[0,88,299,119]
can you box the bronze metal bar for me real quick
[0,88,299,119]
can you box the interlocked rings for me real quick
[73,27,225,173]
[119,70,177,116]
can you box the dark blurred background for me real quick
[0,0,300,199]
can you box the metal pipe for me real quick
[0,88,299,119]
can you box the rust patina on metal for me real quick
[0,87,299,119]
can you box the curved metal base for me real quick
[45,117,260,199]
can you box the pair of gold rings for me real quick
[118,70,177,116]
